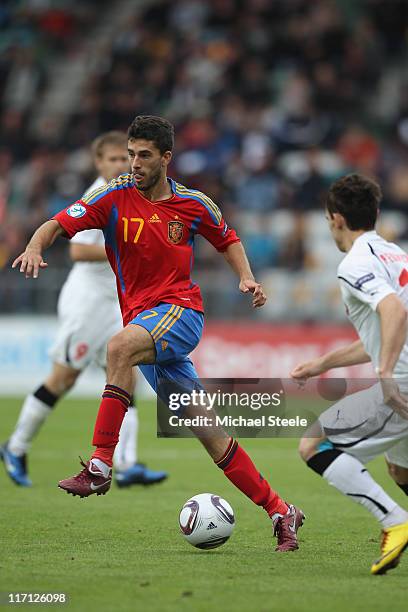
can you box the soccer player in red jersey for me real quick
[13,116,304,551]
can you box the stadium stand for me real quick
[1,0,408,321]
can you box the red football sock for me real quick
[91,384,130,467]
[215,438,288,518]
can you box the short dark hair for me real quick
[326,173,381,230]
[127,115,174,154]
[91,131,127,158]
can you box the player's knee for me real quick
[298,437,315,462]
[387,462,408,485]
[47,366,79,396]
[62,369,80,391]
[107,334,126,364]
[298,436,318,462]
[107,332,135,367]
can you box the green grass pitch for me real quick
[1,397,407,612]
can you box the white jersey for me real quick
[337,230,408,378]
[67,176,116,299]
[49,176,122,369]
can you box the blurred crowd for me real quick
[1,0,408,320]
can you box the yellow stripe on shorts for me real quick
[150,304,177,338]
[153,306,184,343]
[151,306,182,342]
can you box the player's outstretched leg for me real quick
[300,439,408,574]
[2,371,74,487]
[205,436,305,551]
[2,386,58,486]
[3,363,80,487]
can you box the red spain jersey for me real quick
[53,174,240,325]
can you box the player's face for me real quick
[95,145,129,182]
[128,139,172,191]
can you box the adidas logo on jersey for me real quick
[161,340,168,352]
[148,213,161,223]
[206,522,217,530]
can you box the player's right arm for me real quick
[12,220,63,278]
[291,340,371,386]
[12,184,114,278]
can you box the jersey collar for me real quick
[135,177,176,204]
[353,230,378,247]
[168,177,177,194]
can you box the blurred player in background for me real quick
[13,115,305,553]
[291,174,408,575]
[1,132,167,489]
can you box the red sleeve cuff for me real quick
[51,213,75,239]
[216,236,241,253]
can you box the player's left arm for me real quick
[13,188,113,278]
[222,242,266,308]
[341,257,408,416]
[337,255,408,416]
[377,294,408,378]
[377,294,408,418]
[197,204,266,308]
[338,257,407,380]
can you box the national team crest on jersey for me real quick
[168,221,184,244]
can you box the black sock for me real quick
[33,384,59,409]
[306,449,343,476]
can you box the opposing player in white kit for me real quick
[291,174,408,575]
[1,132,167,489]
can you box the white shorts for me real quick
[49,277,122,371]
[319,382,408,467]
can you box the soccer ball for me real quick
[179,493,235,549]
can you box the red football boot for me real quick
[273,504,305,552]
[58,458,112,498]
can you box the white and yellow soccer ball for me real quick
[179,493,235,549]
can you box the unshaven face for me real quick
[127,138,171,192]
